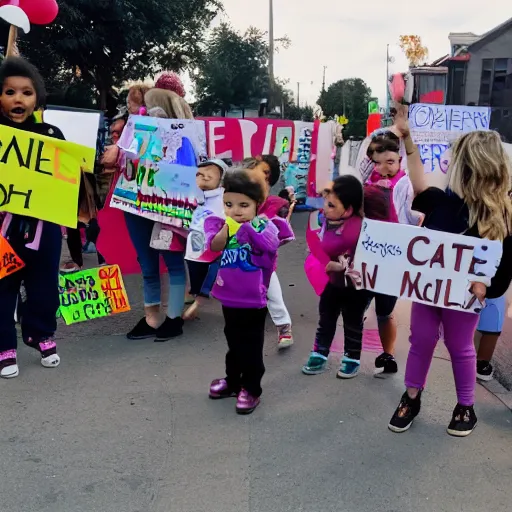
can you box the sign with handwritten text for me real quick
[409,104,491,133]
[58,265,130,324]
[0,124,96,228]
[407,104,491,188]
[0,234,24,279]
[352,219,502,312]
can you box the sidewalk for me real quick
[2,213,510,512]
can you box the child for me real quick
[302,175,393,378]
[243,156,295,349]
[0,57,65,379]
[184,159,229,319]
[206,170,294,414]
[388,110,512,437]
[475,296,506,381]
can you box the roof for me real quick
[468,16,512,51]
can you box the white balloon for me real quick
[0,5,30,34]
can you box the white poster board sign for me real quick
[353,219,502,313]
[408,104,491,189]
[43,110,101,150]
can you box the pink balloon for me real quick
[19,0,58,25]
[304,254,328,296]
[389,73,405,102]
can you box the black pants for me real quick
[0,221,62,352]
[187,259,219,297]
[66,226,84,267]
[314,283,397,360]
[223,306,267,397]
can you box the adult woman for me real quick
[124,88,195,341]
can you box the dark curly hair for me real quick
[0,57,46,108]
[261,154,281,186]
[223,169,266,205]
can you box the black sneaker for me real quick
[126,318,157,340]
[388,390,422,433]
[155,317,184,342]
[476,360,494,382]
[447,404,477,437]
[374,352,398,377]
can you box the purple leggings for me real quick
[405,303,479,406]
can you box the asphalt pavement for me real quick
[1,212,511,512]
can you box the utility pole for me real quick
[268,0,274,109]
[322,66,327,92]
[386,44,390,114]
[297,82,300,107]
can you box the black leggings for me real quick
[223,306,268,397]
[313,283,397,360]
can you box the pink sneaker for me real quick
[236,389,260,415]
[209,378,238,399]
[0,350,19,379]
[25,337,60,368]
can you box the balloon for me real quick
[19,0,58,25]
[304,254,328,296]
[0,4,30,33]
[389,73,405,102]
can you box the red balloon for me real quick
[19,0,59,25]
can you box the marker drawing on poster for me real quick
[352,219,502,312]
[111,116,206,228]
[408,104,491,187]
[58,265,131,324]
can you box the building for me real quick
[410,17,512,141]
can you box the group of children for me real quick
[0,57,510,435]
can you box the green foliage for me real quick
[194,23,269,116]
[18,0,222,110]
[318,78,372,137]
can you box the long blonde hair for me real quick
[145,88,193,120]
[448,130,512,240]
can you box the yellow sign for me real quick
[0,124,95,227]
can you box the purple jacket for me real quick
[204,216,294,309]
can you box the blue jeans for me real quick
[124,213,186,319]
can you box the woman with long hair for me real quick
[388,107,512,437]
[124,88,196,341]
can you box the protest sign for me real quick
[111,116,206,227]
[0,124,96,227]
[408,104,491,187]
[58,264,130,324]
[0,234,24,279]
[353,219,502,312]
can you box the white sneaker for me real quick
[41,354,60,368]
[277,325,294,350]
[1,364,19,379]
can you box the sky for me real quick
[184,0,510,109]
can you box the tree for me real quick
[194,23,269,116]
[18,0,222,110]
[399,35,429,67]
[317,78,372,138]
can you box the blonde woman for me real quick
[125,88,196,341]
[388,113,512,437]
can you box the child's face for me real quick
[324,192,347,221]
[110,119,125,144]
[250,161,272,188]
[224,192,258,223]
[372,150,401,178]
[196,165,222,191]
[0,76,37,123]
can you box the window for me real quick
[479,58,512,107]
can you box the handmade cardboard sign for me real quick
[352,219,503,312]
[58,264,130,324]
[0,234,24,279]
[111,116,206,228]
[0,124,96,227]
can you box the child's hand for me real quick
[326,261,344,273]
[470,282,487,303]
[393,103,410,138]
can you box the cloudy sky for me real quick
[202,0,509,108]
